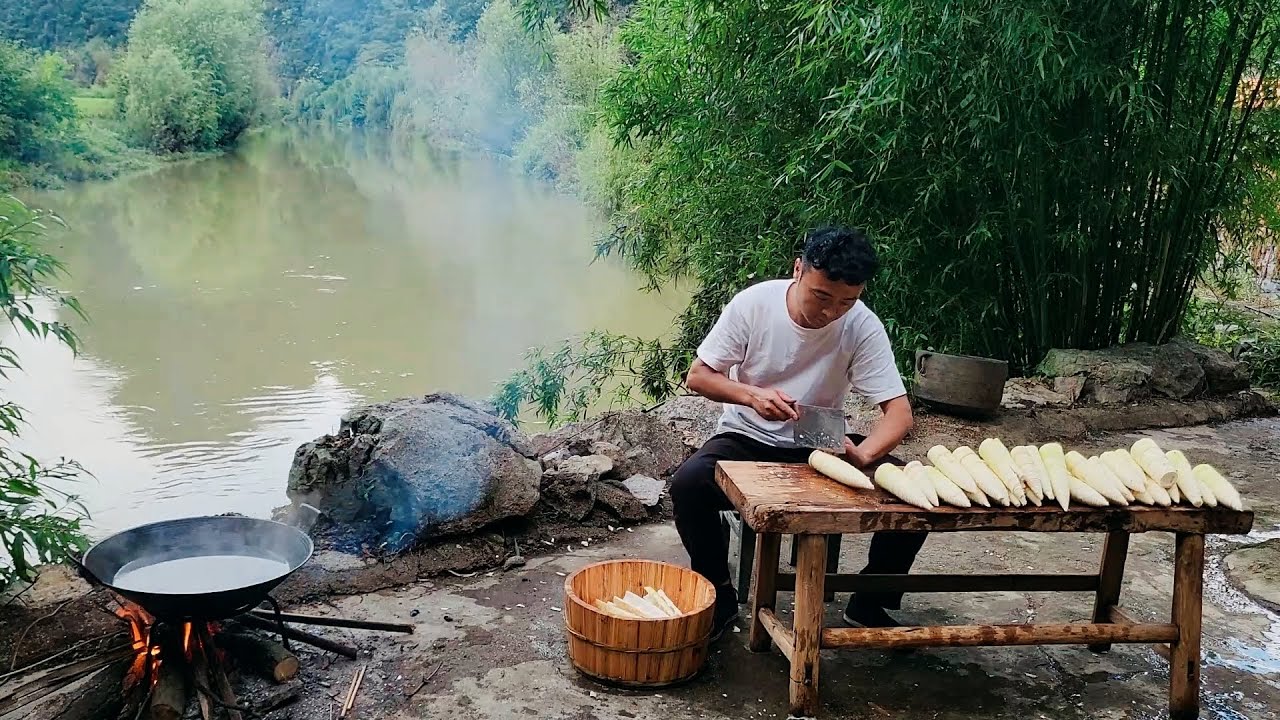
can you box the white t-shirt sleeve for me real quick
[847,320,907,405]
[696,294,750,373]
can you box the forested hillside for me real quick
[0,0,141,48]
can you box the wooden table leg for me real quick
[1170,533,1204,720]
[749,532,782,653]
[790,533,827,718]
[1089,531,1130,652]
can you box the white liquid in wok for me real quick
[113,555,290,594]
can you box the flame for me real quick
[113,602,154,654]
[182,623,193,657]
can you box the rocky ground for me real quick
[7,412,1279,720]
[255,418,1280,720]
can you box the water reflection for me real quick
[9,130,683,537]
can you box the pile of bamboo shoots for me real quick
[592,587,685,619]
[808,436,1243,512]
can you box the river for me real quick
[6,131,684,539]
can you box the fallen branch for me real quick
[0,631,124,681]
[246,610,414,634]
[237,615,358,659]
[0,646,132,715]
[408,662,443,697]
[340,664,366,718]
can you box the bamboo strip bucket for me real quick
[563,559,716,687]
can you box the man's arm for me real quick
[844,395,913,467]
[686,359,799,421]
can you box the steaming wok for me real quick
[81,516,313,622]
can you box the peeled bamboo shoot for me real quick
[1132,439,1177,488]
[1101,450,1147,493]
[926,446,980,494]
[1069,477,1109,507]
[1038,443,1072,511]
[1165,450,1204,507]
[979,438,1028,505]
[924,466,971,508]
[906,461,939,506]
[1168,481,1181,504]
[808,450,873,490]
[1192,464,1243,511]
[1198,477,1219,508]
[1143,478,1172,507]
[874,463,934,510]
[1066,452,1128,505]
[954,446,1011,506]
[1011,445,1046,500]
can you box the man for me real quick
[670,225,923,639]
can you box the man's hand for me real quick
[745,386,798,421]
[843,437,872,467]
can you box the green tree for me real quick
[0,196,87,588]
[0,41,78,168]
[115,0,276,151]
[496,0,1280,423]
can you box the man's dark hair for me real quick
[801,226,879,285]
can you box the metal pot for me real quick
[912,350,1008,418]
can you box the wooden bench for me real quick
[715,460,1254,719]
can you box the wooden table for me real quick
[715,461,1254,719]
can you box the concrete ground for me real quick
[280,419,1280,720]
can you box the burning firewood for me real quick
[218,631,300,683]
[148,658,187,720]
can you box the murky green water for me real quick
[6,130,683,538]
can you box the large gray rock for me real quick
[540,454,613,521]
[1225,539,1280,613]
[288,393,541,552]
[1173,337,1251,393]
[594,480,648,522]
[532,408,690,479]
[1038,341,1234,404]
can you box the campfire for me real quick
[1,594,411,720]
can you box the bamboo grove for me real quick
[495,0,1280,421]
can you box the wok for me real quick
[81,515,313,622]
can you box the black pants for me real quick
[670,432,928,610]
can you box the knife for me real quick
[793,403,847,452]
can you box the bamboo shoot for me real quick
[1192,464,1243,511]
[905,461,939,506]
[874,463,934,510]
[924,466,971,508]
[978,438,1028,505]
[1038,443,1072,511]
[1011,445,1047,500]
[1069,477,1109,507]
[1101,450,1148,493]
[1144,477,1172,507]
[926,445,979,494]
[954,446,1011,506]
[808,450,873,490]
[1066,451,1127,505]
[1165,450,1204,507]
[1132,438,1177,488]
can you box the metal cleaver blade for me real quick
[793,403,846,452]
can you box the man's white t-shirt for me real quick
[696,279,907,447]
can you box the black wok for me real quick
[81,515,313,622]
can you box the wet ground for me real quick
[264,418,1280,720]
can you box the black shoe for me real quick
[708,586,740,642]
[842,600,902,628]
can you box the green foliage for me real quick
[264,0,487,85]
[115,0,276,152]
[0,42,79,167]
[0,0,140,50]
[496,0,1280,423]
[1183,295,1280,389]
[0,196,87,588]
[491,330,682,425]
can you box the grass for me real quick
[73,96,115,118]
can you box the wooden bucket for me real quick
[562,559,716,687]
